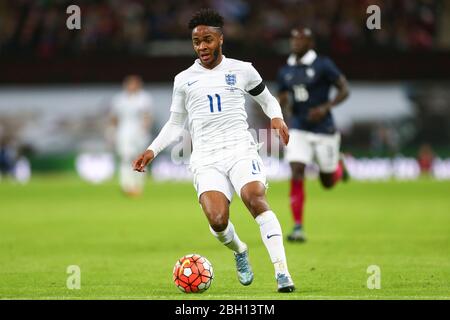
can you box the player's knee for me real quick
[292,171,305,181]
[323,183,333,190]
[208,210,229,232]
[210,221,228,232]
[291,164,305,181]
[244,195,269,217]
[321,178,335,190]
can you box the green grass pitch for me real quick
[0,175,449,300]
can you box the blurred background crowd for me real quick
[0,0,447,59]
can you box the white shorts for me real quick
[192,155,267,202]
[285,129,341,173]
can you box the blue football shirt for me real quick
[277,51,343,134]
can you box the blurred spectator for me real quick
[0,133,31,183]
[417,143,435,174]
[0,136,16,180]
[109,75,153,197]
[13,153,31,184]
[370,122,400,156]
[0,0,444,58]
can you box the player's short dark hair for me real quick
[188,8,224,30]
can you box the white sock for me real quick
[209,221,247,254]
[255,210,290,277]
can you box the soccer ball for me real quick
[173,254,214,293]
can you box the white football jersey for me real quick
[111,90,153,156]
[170,56,263,166]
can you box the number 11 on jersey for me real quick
[207,94,222,113]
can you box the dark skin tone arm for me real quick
[271,118,289,146]
[307,75,350,122]
[133,149,154,172]
[110,115,118,127]
[278,91,291,117]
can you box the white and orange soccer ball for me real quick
[173,254,214,293]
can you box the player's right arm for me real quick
[133,111,187,172]
[109,95,120,127]
[277,91,290,120]
[276,68,291,118]
[141,93,154,132]
[307,58,350,123]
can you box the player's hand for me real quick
[133,149,155,172]
[307,103,332,123]
[271,118,290,146]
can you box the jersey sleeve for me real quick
[169,76,187,113]
[244,63,263,92]
[323,58,342,84]
[276,68,289,93]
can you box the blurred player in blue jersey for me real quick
[277,27,350,242]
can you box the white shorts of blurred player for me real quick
[285,129,341,174]
[192,151,267,202]
[119,154,146,194]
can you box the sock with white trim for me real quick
[255,210,290,277]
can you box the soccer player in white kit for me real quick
[133,9,295,292]
[111,75,153,197]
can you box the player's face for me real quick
[290,29,312,56]
[192,26,223,68]
[124,76,142,93]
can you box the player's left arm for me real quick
[327,75,350,110]
[248,83,289,146]
[245,63,289,145]
[308,59,350,122]
[143,112,153,130]
[109,96,119,127]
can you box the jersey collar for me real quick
[287,50,317,66]
[195,55,227,71]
